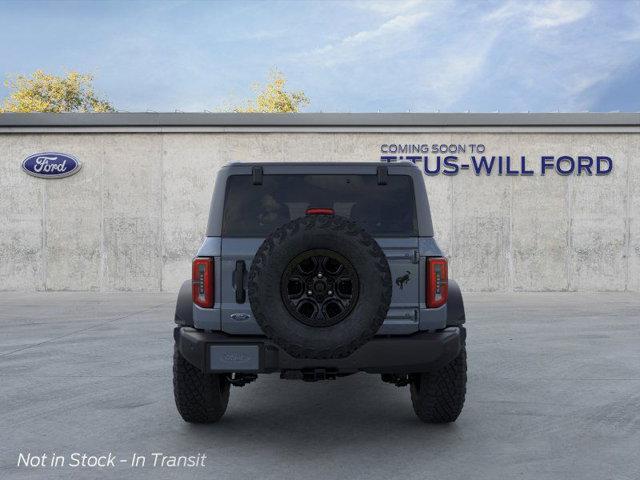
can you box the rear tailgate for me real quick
[218,169,422,335]
[219,237,420,335]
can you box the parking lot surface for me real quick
[1,291,639,480]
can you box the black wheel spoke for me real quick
[296,299,319,320]
[335,276,355,299]
[281,249,359,327]
[289,295,307,308]
[297,255,321,276]
[321,299,345,319]
[321,256,343,275]
[286,276,305,299]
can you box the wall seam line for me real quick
[625,146,631,291]
[41,147,48,291]
[566,166,573,291]
[508,172,514,292]
[159,133,165,292]
[99,137,105,292]
[450,173,454,273]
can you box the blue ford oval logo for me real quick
[22,152,81,179]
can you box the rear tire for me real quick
[410,345,467,423]
[173,344,230,423]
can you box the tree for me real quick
[234,70,309,113]
[1,70,114,113]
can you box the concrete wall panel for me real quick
[101,134,162,291]
[569,135,628,291]
[281,133,338,161]
[43,136,103,290]
[0,128,636,292]
[331,134,373,162]
[450,134,511,291]
[625,135,640,292]
[225,133,284,163]
[510,134,570,291]
[0,135,45,290]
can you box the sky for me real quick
[0,0,639,112]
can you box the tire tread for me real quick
[410,346,467,423]
[173,345,230,423]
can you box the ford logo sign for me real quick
[21,152,81,179]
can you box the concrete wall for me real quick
[0,130,638,292]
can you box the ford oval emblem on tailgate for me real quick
[22,152,81,179]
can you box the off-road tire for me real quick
[410,345,467,423]
[248,214,392,359]
[173,344,230,423]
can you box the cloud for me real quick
[483,1,523,23]
[346,0,597,111]
[350,0,431,16]
[474,0,640,111]
[301,11,430,66]
[619,0,640,41]
[484,0,592,30]
[287,0,640,112]
[529,0,592,28]
[8,0,635,112]
[417,26,500,110]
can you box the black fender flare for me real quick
[175,279,194,327]
[447,279,465,327]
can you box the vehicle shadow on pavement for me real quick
[178,373,462,451]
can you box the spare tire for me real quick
[248,214,392,359]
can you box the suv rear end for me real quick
[173,162,467,423]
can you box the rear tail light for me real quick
[306,208,335,215]
[192,257,214,308]
[426,257,448,308]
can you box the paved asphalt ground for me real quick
[1,292,639,480]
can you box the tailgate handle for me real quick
[386,250,419,264]
[233,260,247,303]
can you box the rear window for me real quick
[222,174,417,237]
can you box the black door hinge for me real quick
[252,166,263,185]
[377,165,388,185]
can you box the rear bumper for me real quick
[174,326,464,375]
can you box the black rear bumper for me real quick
[175,326,464,375]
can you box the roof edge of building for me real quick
[0,112,639,128]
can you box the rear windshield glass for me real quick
[222,174,417,237]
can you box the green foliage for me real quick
[234,70,309,113]
[1,70,114,113]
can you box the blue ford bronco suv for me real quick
[173,162,467,423]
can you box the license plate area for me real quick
[209,344,260,372]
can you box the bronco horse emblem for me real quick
[395,270,411,290]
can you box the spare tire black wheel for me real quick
[248,214,392,359]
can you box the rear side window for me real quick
[222,174,417,237]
